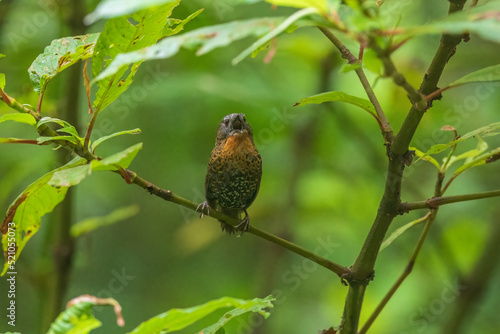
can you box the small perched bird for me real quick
[198,113,262,234]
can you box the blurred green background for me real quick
[1,0,500,333]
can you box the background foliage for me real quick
[0,0,499,333]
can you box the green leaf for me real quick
[232,7,320,65]
[199,296,274,334]
[452,147,500,177]
[448,64,500,88]
[403,1,500,44]
[94,17,286,82]
[91,128,141,152]
[411,146,440,169]
[85,0,180,25]
[294,91,378,119]
[48,164,92,187]
[71,205,140,237]
[47,302,101,334]
[415,123,500,158]
[36,116,73,129]
[128,295,274,334]
[91,142,143,171]
[163,8,204,37]
[57,126,81,138]
[380,215,429,251]
[451,136,488,164]
[265,0,327,13]
[0,73,5,90]
[91,2,180,113]
[47,295,123,334]
[49,143,143,187]
[37,135,78,145]
[0,113,36,126]
[28,34,99,94]
[340,63,361,73]
[457,122,500,141]
[1,157,87,275]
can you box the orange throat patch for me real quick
[223,131,254,153]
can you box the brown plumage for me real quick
[198,113,262,234]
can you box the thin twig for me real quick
[401,190,500,212]
[317,26,393,145]
[125,169,351,278]
[368,42,426,110]
[83,111,98,151]
[0,90,351,279]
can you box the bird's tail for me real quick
[219,207,241,235]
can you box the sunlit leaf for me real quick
[0,73,5,90]
[49,143,143,187]
[36,116,73,129]
[71,205,140,237]
[233,7,320,65]
[199,296,274,334]
[48,164,92,187]
[455,122,500,142]
[0,113,36,126]
[452,147,500,177]
[94,17,286,82]
[294,91,378,119]
[265,0,328,13]
[57,126,81,138]
[403,1,500,44]
[1,157,87,275]
[91,1,180,113]
[91,143,143,171]
[37,135,78,145]
[85,0,180,25]
[128,295,274,334]
[91,128,141,152]
[163,8,204,37]
[380,214,430,251]
[411,147,440,169]
[452,136,488,164]
[448,64,500,88]
[28,34,99,94]
[415,123,500,158]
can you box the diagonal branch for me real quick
[317,27,393,145]
[125,170,351,278]
[0,89,351,280]
[401,190,500,212]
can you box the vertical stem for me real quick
[39,0,86,330]
[339,1,467,332]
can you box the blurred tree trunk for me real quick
[39,0,87,331]
[442,215,500,334]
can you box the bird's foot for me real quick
[235,211,251,236]
[196,201,210,218]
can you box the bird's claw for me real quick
[196,201,210,219]
[235,211,250,236]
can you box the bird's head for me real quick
[216,113,255,144]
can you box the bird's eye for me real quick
[223,119,230,126]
